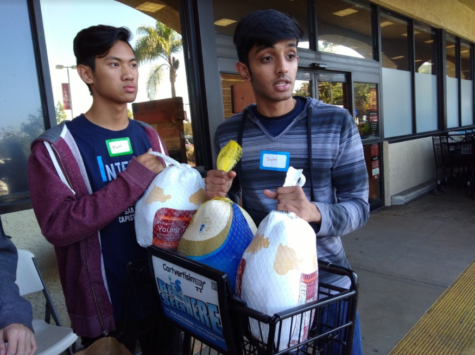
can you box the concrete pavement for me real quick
[343,185,475,354]
[5,184,475,354]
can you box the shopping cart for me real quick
[432,135,449,194]
[147,246,359,355]
[432,132,475,195]
[119,258,183,354]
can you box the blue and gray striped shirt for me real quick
[214,97,369,286]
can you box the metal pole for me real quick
[66,67,74,118]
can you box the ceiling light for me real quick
[135,2,166,12]
[425,40,434,43]
[391,56,405,59]
[401,31,420,37]
[333,8,358,17]
[214,18,236,26]
[380,21,393,27]
[415,59,422,62]
[446,44,455,48]
[461,50,469,53]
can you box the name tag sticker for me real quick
[260,151,290,171]
[106,138,133,157]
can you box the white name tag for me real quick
[106,138,133,157]
[260,151,290,171]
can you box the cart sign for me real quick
[151,256,227,351]
[62,83,71,110]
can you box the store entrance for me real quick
[295,70,383,209]
[295,71,351,113]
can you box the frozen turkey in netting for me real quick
[177,197,257,293]
[135,152,206,250]
[177,140,256,293]
[236,167,318,351]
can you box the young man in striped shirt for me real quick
[205,9,369,355]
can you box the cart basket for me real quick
[230,261,358,355]
[148,247,358,355]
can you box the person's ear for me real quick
[77,65,94,85]
[236,62,251,82]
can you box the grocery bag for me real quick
[236,167,318,351]
[177,141,257,293]
[135,152,206,250]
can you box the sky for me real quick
[40,0,191,121]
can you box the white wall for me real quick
[1,209,69,327]
[383,137,436,205]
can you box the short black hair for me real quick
[73,25,133,94]
[233,10,303,68]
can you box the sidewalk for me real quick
[343,185,475,354]
[5,184,475,355]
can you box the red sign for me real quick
[371,144,379,157]
[62,83,71,110]
[372,160,380,179]
[369,112,378,122]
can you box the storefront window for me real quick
[220,72,310,118]
[381,15,409,71]
[415,26,437,133]
[381,14,412,138]
[0,0,45,202]
[354,83,378,139]
[40,0,196,164]
[461,42,473,126]
[446,34,459,128]
[294,79,311,98]
[461,43,472,80]
[221,74,246,119]
[415,27,436,74]
[295,71,350,114]
[316,0,373,60]
[318,82,347,108]
[213,0,310,49]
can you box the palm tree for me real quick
[134,22,182,100]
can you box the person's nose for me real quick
[276,55,288,75]
[123,65,134,81]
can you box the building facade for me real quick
[1,0,474,214]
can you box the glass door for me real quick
[296,70,383,209]
[296,71,351,112]
[316,72,350,111]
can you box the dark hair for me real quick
[73,25,133,94]
[233,10,303,67]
